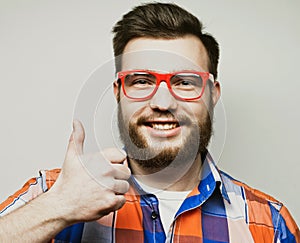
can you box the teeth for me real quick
[152,123,177,130]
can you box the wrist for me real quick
[43,188,78,226]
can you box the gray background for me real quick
[0,0,299,225]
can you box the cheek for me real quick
[199,88,213,111]
[119,97,147,123]
[180,100,209,120]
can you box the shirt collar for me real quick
[201,151,230,203]
[127,150,230,204]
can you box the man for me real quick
[0,2,299,242]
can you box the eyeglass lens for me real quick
[124,72,204,99]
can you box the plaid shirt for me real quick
[1,152,299,242]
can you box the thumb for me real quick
[67,120,85,157]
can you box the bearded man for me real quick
[0,2,299,243]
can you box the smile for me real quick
[148,122,178,130]
[143,121,182,138]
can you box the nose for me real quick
[149,82,178,111]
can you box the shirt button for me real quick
[151,211,158,220]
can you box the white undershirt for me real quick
[135,178,191,232]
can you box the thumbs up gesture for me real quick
[48,120,131,223]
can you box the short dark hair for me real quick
[112,2,220,79]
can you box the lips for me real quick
[136,114,188,138]
[146,122,179,130]
[141,120,181,138]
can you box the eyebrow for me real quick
[126,69,203,73]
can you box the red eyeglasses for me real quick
[117,70,214,101]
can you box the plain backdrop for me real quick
[0,0,299,225]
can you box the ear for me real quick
[113,81,120,101]
[211,81,221,107]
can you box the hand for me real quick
[48,120,131,224]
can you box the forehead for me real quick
[121,35,210,73]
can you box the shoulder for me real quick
[220,170,281,205]
[0,168,61,216]
[219,169,300,241]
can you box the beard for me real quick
[118,101,213,174]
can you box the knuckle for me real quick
[125,167,131,178]
[112,196,126,210]
[112,164,131,177]
[123,181,130,193]
[111,180,129,194]
[101,193,117,208]
[110,181,119,192]
[102,169,114,178]
[121,181,130,194]
[100,164,115,177]
[102,194,125,210]
[101,148,127,162]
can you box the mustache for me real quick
[136,111,193,126]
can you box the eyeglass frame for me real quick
[116,69,215,101]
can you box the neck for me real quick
[129,153,202,191]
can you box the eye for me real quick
[176,79,194,86]
[132,78,153,86]
[173,78,196,87]
[125,73,156,88]
[171,74,203,89]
